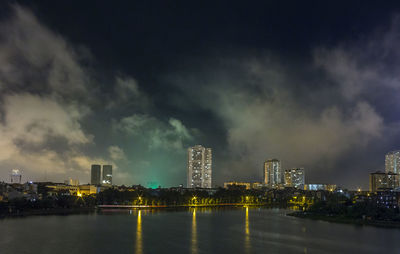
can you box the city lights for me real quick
[2,2,400,253]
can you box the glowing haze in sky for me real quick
[0,2,400,189]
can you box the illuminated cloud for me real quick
[115,114,194,151]
[108,145,127,161]
[169,50,388,186]
[1,3,400,189]
[0,5,99,182]
[0,5,89,100]
[106,76,151,110]
[0,5,195,185]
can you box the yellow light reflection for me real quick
[245,207,251,253]
[136,210,142,254]
[191,209,198,254]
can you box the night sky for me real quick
[1,1,400,189]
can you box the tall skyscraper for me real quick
[187,145,212,188]
[91,164,101,185]
[284,168,305,188]
[385,150,400,174]
[102,165,113,185]
[369,171,399,192]
[264,159,282,188]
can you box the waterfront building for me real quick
[46,184,79,196]
[187,145,212,188]
[369,171,399,192]
[385,150,400,174]
[264,159,282,188]
[304,184,337,191]
[284,168,305,189]
[78,184,97,195]
[91,165,101,185]
[224,181,251,190]
[102,165,113,185]
[46,184,97,196]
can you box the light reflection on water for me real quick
[135,210,142,254]
[191,209,197,254]
[245,207,251,253]
[1,207,399,254]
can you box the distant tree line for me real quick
[305,192,400,221]
[0,185,306,216]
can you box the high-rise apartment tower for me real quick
[385,150,400,174]
[264,159,282,188]
[284,168,305,189]
[102,165,113,185]
[91,164,101,185]
[187,145,212,188]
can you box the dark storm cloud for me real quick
[1,3,400,189]
[0,5,200,185]
[166,55,383,187]
[166,18,400,188]
[0,5,108,182]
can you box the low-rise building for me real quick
[78,185,97,196]
[304,184,336,191]
[224,182,251,190]
[46,184,97,196]
[371,190,399,209]
[252,182,264,189]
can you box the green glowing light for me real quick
[147,181,159,189]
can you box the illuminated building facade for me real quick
[284,168,305,189]
[369,171,399,192]
[264,159,282,188]
[224,181,251,189]
[91,164,101,185]
[102,165,113,185]
[304,184,336,191]
[385,150,400,174]
[46,184,97,196]
[187,145,212,188]
[78,184,97,195]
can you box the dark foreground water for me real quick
[0,207,399,254]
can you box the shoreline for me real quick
[288,211,400,229]
[0,203,290,219]
[0,207,95,219]
[96,203,277,209]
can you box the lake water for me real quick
[0,207,399,254]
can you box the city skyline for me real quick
[2,146,400,190]
[2,2,400,189]
[2,147,398,191]
[3,2,400,254]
